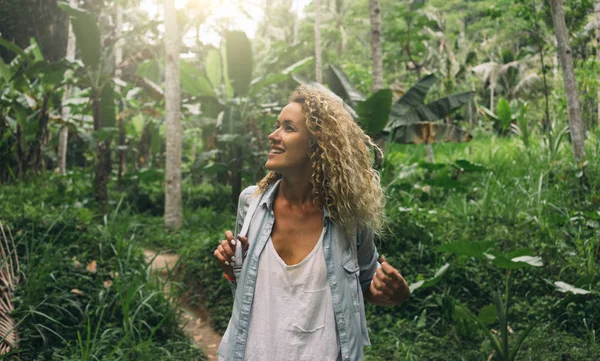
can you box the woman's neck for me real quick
[278,175,313,207]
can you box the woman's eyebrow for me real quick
[276,119,295,126]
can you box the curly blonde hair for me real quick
[257,85,385,234]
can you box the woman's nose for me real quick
[268,128,280,142]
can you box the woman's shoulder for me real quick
[238,185,260,207]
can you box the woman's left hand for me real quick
[368,255,410,306]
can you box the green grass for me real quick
[1,131,599,360]
[0,185,206,360]
[174,133,600,360]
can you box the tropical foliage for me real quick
[0,0,599,359]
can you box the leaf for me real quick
[205,49,222,89]
[356,89,392,135]
[28,38,44,62]
[59,3,102,73]
[454,304,504,357]
[136,60,161,84]
[0,56,11,81]
[437,240,495,258]
[423,92,474,120]
[553,281,591,295]
[71,288,86,296]
[202,163,228,174]
[394,74,437,113]
[0,38,29,61]
[225,31,253,96]
[510,256,542,267]
[478,304,497,325]
[86,260,97,274]
[496,98,512,130]
[282,56,313,75]
[180,60,215,97]
[454,159,486,172]
[125,74,163,100]
[325,64,366,107]
[409,263,449,293]
[150,123,161,153]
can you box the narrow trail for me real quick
[144,250,222,360]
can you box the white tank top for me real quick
[244,230,341,361]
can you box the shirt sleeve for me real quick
[356,226,380,292]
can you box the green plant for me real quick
[438,241,544,361]
[0,222,19,356]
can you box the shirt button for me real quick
[331,280,337,285]
[344,355,350,359]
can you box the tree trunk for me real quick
[314,0,323,83]
[93,97,110,212]
[369,0,383,92]
[58,0,77,175]
[138,121,152,169]
[262,0,271,53]
[164,0,183,229]
[115,3,126,184]
[292,1,301,45]
[549,0,587,162]
[595,0,600,126]
[29,94,50,174]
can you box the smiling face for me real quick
[265,102,313,176]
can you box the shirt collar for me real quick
[259,178,330,220]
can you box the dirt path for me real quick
[144,250,222,360]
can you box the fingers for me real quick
[381,261,404,283]
[225,230,236,247]
[373,268,397,297]
[238,235,249,254]
[372,257,410,301]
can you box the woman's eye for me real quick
[271,124,279,131]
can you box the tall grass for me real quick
[0,187,205,361]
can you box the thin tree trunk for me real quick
[164,0,182,229]
[292,1,300,45]
[29,94,50,174]
[115,3,126,184]
[549,0,587,162]
[58,0,78,175]
[314,0,323,83]
[490,82,495,113]
[595,0,600,126]
[93,96,110,212]
[369,0,383,92]
[263,0,271,53]
[539,41,551,134]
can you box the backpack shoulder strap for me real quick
[233,191,263,278]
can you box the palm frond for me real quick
[0,222,19,355]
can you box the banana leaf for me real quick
[225,31,252,96]
[325,64,366,107]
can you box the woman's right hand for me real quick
[214,230,248,279]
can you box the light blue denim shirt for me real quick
[218,180,380,361]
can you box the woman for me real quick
[214,85,410,361]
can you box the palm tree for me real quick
[369,0,383,92]
[549,0,586,162]
[164,0,183,229]
[58,0,78,175]
[472,49,539,113]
